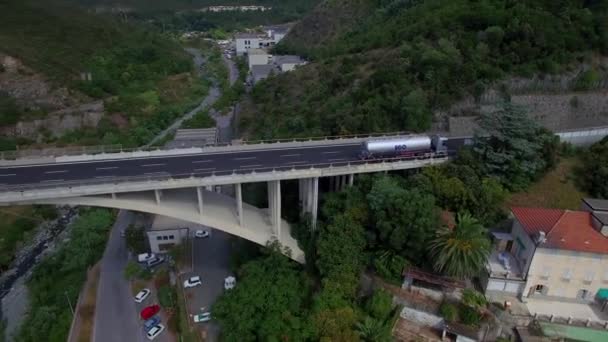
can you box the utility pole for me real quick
[65,290,74,316]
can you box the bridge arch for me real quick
[30,188,304,263]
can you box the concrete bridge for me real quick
[0,134,454,262]
[1,126,605,262]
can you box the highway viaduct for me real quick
[0,126,605,263]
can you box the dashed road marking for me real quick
[192,160,213,164]
[322,151,341,154]
[239,164,263,168]
[234,157,256,161]
[96,166,118,171]
[280,154,301,157]
[141,163,165,167]
[0,173,16,177]
[194,168,216,172]
[328,158,347,162]
[44,170,67,174]
[285,161,307,165]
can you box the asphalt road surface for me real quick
[0,138,467,187]
[92,210,142,342]
[184,229,233,341]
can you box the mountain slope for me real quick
[241,0,608,139]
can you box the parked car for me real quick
[195,230,209,238]
[224,276,236,290]
[146,324,165,340]
[183,276,202,288]
[140,305,160,320]
[143,316,161,332]
[134,288,151,303]
[193,312,211,323]
[146,256,165,268]
[137,253,156,263]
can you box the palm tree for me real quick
[356,316,391,342]
[428,212,490,279]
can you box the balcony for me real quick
[488,250,525,280]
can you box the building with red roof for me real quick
[481,199,608,303]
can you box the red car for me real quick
[140,305,160,320]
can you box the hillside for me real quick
[240,0,608,139]
[0,0,206,148]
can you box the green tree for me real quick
[578,138,608,199]
[125,224,147,254]
[473,102,557,190]
[316,214,366,297]
[356,316,390,342]
[429,213,490,279]
[124,260,142,280]
[367,176,438,262]
[212,244,312,341]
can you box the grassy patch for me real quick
[183,110,215,129]
[177,286,200,342]
[76,264,101,342]
[506,157,587,210]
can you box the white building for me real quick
[247,48,271,68]
[146,215,202,253]
[235,33,260,56]
[273,55,306,72]
[481,198,608,304]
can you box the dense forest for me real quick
[0,0,207,148]
[241,0,608,139]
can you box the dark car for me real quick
[143,316,161,332]
[146,256,165,268]
[140,305,160,320]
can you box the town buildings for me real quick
[482,198,608,305]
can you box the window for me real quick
[562,268,573,281]
[541,266,551,280]
[169,235,175,240]
[156,236,162,241]
[584,270,595,284]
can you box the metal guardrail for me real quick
[0,131,413,161]
[0,153,449,195]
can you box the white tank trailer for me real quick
[359,135,447,159]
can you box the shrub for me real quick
[123,261,141,280]
[439,302,458,322]
[462,289,487,310]
[459,305,481,326]
[158,285,177,309]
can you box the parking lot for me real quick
[180,228,234,341]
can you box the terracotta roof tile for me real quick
[510,207,564,235]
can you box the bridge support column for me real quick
[267,180,281,238]
[311,177,318,229]
[235,183,243,227]
[205,185,213,191]
[196,187,204,216]
[111,193,117,200]
[154,189,162,205]
[348,174,354,187]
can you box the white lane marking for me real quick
[194,168,216,172]
[280,153,301,157]
[143,172,168,176]
[0,142,361,169]
[192,160,212,164]
[141,163,165,167]
[41,179,64,183]
[328,158,347,162]
[44,170,67,174]
[285,161,308,165]
[96,166,118,171]
[234,157,256,161]
[322,151,341,154]
[239,164,263,168]
[0,173,16,177]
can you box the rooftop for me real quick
[235,32,259,39]
[593,211,608,225]
[511,207,608,254]
[273,55,304,65]
[583,198,608,211]
[250,64,278,79]
[248,48,268,55]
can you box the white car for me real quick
[224,276,236,290]
[183,276,202,288]
[137,253,156,263]
[193,312,211,323]
[195,230,210,238]
[134,288,151,303]
[146,324,165,340]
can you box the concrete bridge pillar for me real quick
[235,183,243,227]
[267,180,281,238]
[196,186,204,215]
[348,173,354,186]
[154,189,162,205]
[299,177,319,229]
